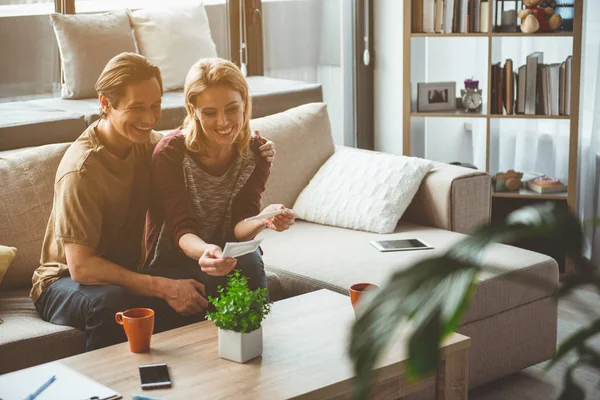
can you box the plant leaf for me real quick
[350,257,478,399]
[407,307,442,380]
[557,357,585,400]
[545,318,600,373]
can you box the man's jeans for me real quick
[35,249,267,351]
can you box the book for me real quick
[0,362,121,400]
[565,55,572,116]
[479,1,489,33]
[423,0,435,33]
[503,59,514,115]
[527,177,567,194]
[472,0,481,32]
[444,0,455,33]
[516,64,527,114]
[412,0,424,32]
[490,62,500,113]
[559,61,566,115]
[548,63,561,116]
[453,0,462,32]
[525,52,543,115]
[434,0,444,33]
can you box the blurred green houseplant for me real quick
[350,203,600,400]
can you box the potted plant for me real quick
[206,270,272,363]
[349,203,600,400]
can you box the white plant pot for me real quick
[218,326,263,363]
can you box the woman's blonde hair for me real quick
[182,58,252,157]
[95,52,163,118]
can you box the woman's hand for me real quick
[252,131,275,164]
[261,204,295,232]
[198,244,237,276]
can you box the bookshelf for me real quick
[402,1,584,274]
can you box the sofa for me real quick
[0,103,558,393]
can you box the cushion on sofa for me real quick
[0,103,87,151]
[50,9,137,99]
[257,220,558,325]
[252,102,335,209]
[0,143,70,290]
[130,4,218,91]
[0,290,84,375]
[0,246,17,285]
[293,147,434,233]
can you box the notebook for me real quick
[0,362,121,400]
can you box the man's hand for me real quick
[261,204,295,232]
[162,279,208,316]
[199,244,237,276]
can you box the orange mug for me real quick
[349,283,379,309]
[115,308,155,353]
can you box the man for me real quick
[31,53,210,351]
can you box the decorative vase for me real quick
[218,326,263,363]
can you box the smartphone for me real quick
[369,239,433,252]
[139,362,172,390]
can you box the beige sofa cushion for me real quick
[257,220,558,325]
[0,144,70,290]
[251,103,335,208]
[130,4,218,91]
[50,10,137,99]
[0,246,17,285]
[0,290,84,375]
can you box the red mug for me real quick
[115,308,155,353]
[349,283,379,309]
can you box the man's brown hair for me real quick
[95,52,164,118]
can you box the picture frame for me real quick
[417,81,457,112]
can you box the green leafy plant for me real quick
[349,202,600,400]
[206,270,272,333]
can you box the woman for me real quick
[145,58,295,304]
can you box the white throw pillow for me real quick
[130,4,218,91]
[50,9,137,99]
[293,148,434,234]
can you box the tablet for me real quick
[369,239,433,252]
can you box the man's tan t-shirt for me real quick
[30,123,160,303]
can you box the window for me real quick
[0,1,60,102]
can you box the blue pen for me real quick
[131,394,165,400]
[24,375,56,400]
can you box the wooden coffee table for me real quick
[57,290,469,399]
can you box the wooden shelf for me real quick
[411,33,488,37]
[410,113,570,120]
[404,0,584,275]
[489,114,571,120]
[410,110,486,118]
[410,32,574,38]
[491,31,573,37]
[492,188,568,200]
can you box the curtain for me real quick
[262,0,345,145]
[579,0,600,262]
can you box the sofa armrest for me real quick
[403,162,491,233]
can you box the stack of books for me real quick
[526,176,567,194]
[412,0,490,34]
[491,53,573,116]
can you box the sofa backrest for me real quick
[0,143,70,291]
[0,103,335,291]
[251,102,335,208]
